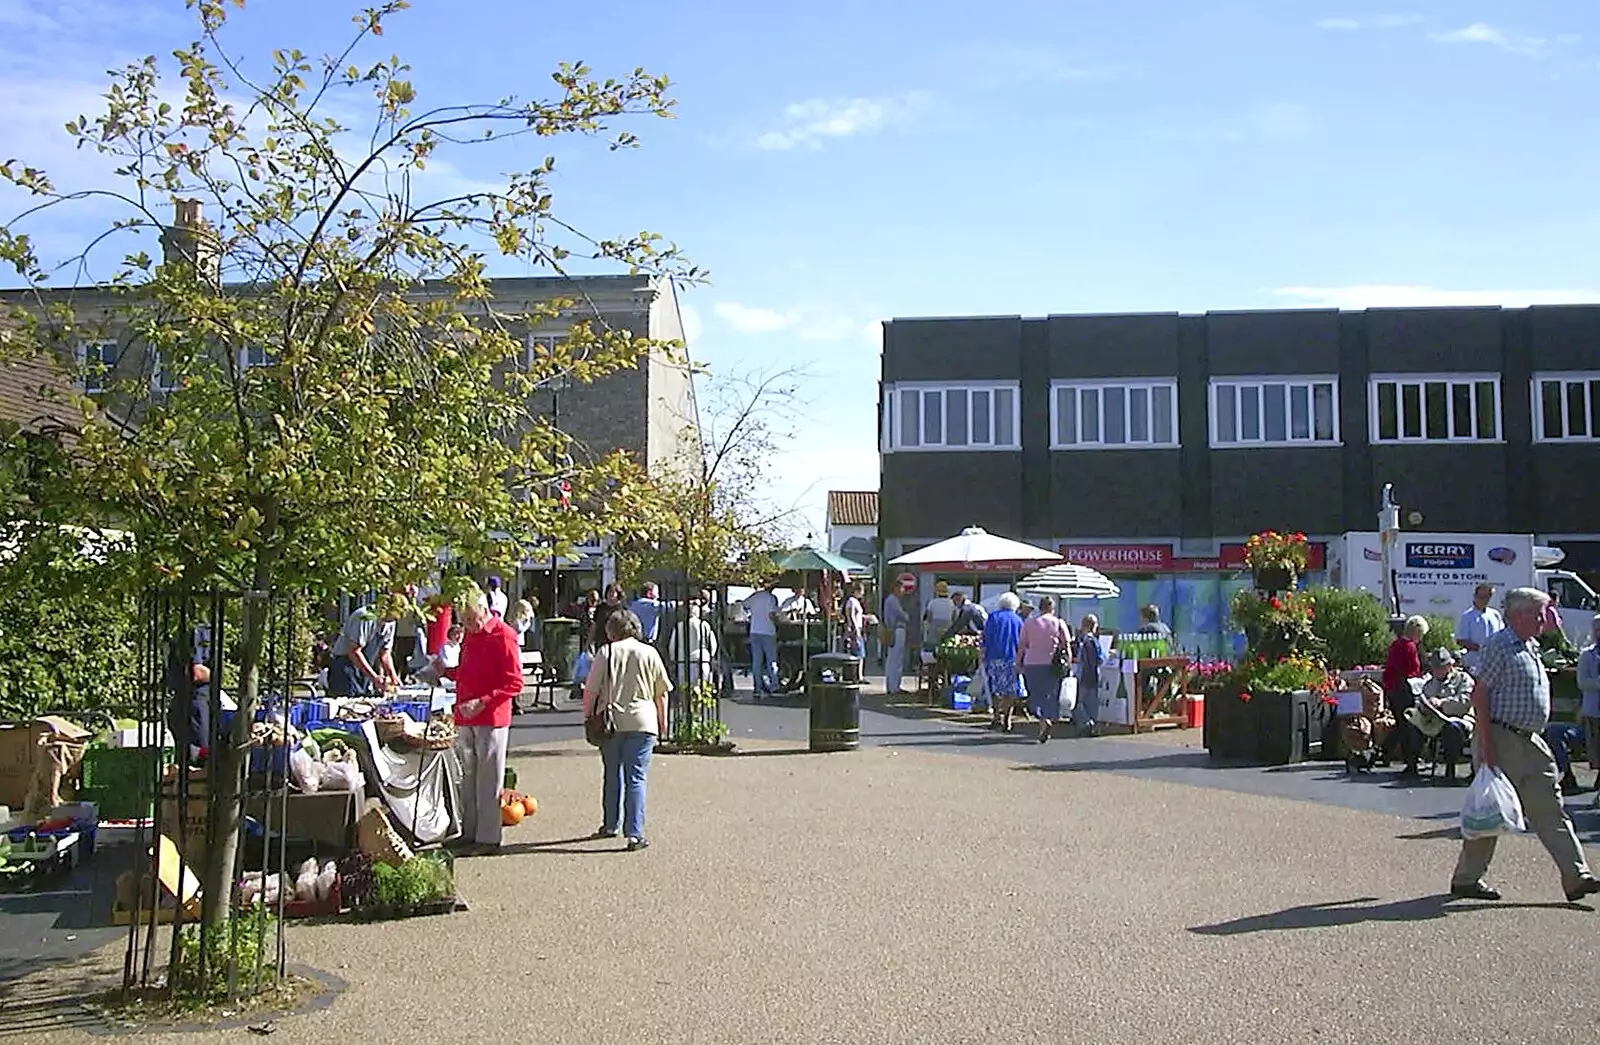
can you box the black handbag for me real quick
[1051,644,1072,680]
[584,646,618,746]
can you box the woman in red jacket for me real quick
[1382,615,1429,778]
[445,589,524,854]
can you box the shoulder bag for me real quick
[584,644,618,747]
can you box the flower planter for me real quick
[1252,566,1294,594]
[1205,688,1335,765]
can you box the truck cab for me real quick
[1541,569,1600,646]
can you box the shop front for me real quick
[1051,541,1330,660]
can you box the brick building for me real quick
[879,305,1600,655]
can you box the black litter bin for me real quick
[807,652,862,752]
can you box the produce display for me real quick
[499,790,537,826]
[370,853,454,908]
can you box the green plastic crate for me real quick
[78,784,153,822]
[80,747,171,796]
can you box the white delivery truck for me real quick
[1327,531,1600,648]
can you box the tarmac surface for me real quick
[6,681,1600,1043]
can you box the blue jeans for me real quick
[749,633,778,694]
[1074,675,1100,729]
[846,636,865,660]
[601,732,656,840]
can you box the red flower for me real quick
[1238,691,1252,703]
[1269,597,1282,610]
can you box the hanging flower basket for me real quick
[1253,566,1294,594]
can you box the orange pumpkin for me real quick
[520,796,537,817]
[500,802,525,826]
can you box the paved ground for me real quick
[6,678,1600,1043]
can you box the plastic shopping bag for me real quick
[969,665,988,709]
[1058,677,1078,716]
[1461,765,1527,840]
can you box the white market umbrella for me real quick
[887,527,1064,570]
[1016,563,1121,600]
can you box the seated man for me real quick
[1406,648,1475,785]
[1544,720,1589,796]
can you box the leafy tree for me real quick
[614,366,804,588]
[0,0,697,930]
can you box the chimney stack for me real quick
[161,198,219,283]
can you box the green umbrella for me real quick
[770,547,870,575]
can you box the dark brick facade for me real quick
[880,305,1600,551]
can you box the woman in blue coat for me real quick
[981,592,1025,732]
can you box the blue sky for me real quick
[2,0,1598,537]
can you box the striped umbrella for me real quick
[1016,563,1121,600]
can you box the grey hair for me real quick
[997,592,1020,611]
[460,589,489,617]
[1403,615,1429,638]
[606,608,643,642]
[1504,587,1552,618]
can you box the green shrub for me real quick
[1307,587,1390,670]
[1418,615,1459,658]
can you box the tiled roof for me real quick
[827,490,878,527]
[0,354,81,434]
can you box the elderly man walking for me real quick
[445,589,524,855]
[1451,587,1600,903]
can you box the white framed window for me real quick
[525,333,561,371]
[76,341,118,394]
[1211,376,1339,447]
[1051,379,1178,449]
[153,354,180,394]
[882,382,1019,452]
[1533,372,1600,443]
[239,345,273,369]
[1370,374,1500,443]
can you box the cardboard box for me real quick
[0,717,94,811]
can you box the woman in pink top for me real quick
[1017,596,1073,743]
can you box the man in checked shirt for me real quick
[1451,587,1600,903]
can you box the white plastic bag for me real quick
[969,664,988,709]
[1058,677,1078,716]
[1461,765,1526,839]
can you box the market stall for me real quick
[769,546,869,692]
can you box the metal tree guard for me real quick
[121,588,304,1003]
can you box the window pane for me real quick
[1540,380,1563,439]
[1240,385,1261,441]
[1475,381,1497,439]
[922,390,943,444]
[1377,382,1398,441]
[1566,381,1588,438]
[1128,387,1149,443]
[993,388,1015,446]
[1289,384,1310,440]
[1451,384,1473,439]
[945,389,969,446]
[1054,387,1074,445]
[1215,385,1237,443]
[1591,380,1600,439]
[1080,389,1100,443]
[1313,383,1335,441]
[1152,385,1174,444]
[1423,382,1448,440]
[899,389,920,447]
[971,389,992,444]
[1263,384,1287,442]
[1401,383,1422,439]
[1102,387,1127,444]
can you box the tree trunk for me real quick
[199,519,281,930]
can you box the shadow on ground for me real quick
[1188,894,1585,935]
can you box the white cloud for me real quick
[753,91,932,151]
[710,301,881,343]
[1428,23,1547,56]
[1316,14,1424,30]
[1271,285,1600,309]
[711,301,798,334]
